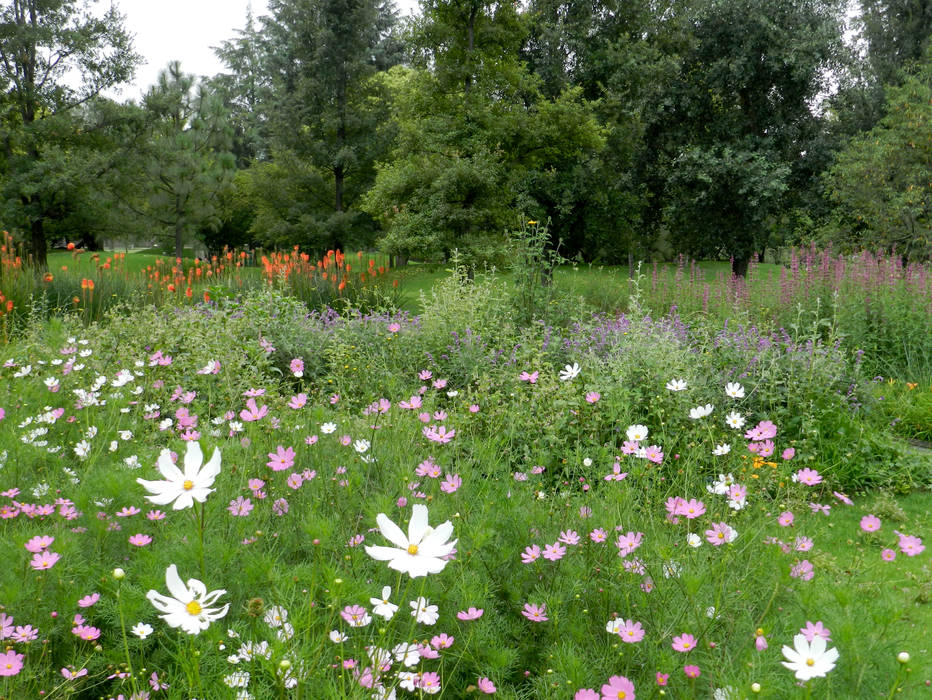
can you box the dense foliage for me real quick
[2,0,932,269]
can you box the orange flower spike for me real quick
[67,242,75,251]
[338,280,346,291]
[87,280,94,291]
[185,287,193,298]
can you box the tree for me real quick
[363,0,603,265]
[257,0,402,252]
[637,0,845,275]
[823,47,932,259]
[861,0,932,87]
[0,0,138,267]
[118,63,235,259]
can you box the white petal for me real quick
[199,447,222,485]
[156,449,184,482]
[183,441,204,480]
[164,565,193,603]
[419,521,453,551]
[375,513,409,549]
[366,545,403,562]
[407,504,429,543]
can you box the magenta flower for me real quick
[288,393,307,409]
[681,498,705,519]
[521,603,548,622]
[600,674,635,699]
[420,672,441,692]
[129,533,153,547]
[71,624,101,641]
[239,398,268,422]
[543,543,567,561]
[440,474,462,493]
[267,445,296,472]
[457,607,484,621]
[896,531,925,556]
[704,522,735,545]
[617,619,645,643]
[800,620,831,642]
[24,535,54,553]
[31,551,60,570]
[672,633,697,652]
[431,633,454,649]
[521,545,541,563]
[77,593,100,608]
[655,672,669,686]
[683,665,701,678]
[615,531,644,556]
[0,650,24,676]
[790,559,814,581]
[795,468,822,486]
[477,677,496,693]
[147,510,166,520]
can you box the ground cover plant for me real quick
[0,269,929,699]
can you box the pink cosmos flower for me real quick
[575,690,599,700]
[810,502,830,515]
[672,633,696,652]
[794,536,813,552]
[518,371,538,383]
[478,676,496,693]
[0,613,13,639]
[267,446,296,471]
[521,603,547,622]
[681,498,705,519]
[860,514,881,532]
[31,550,60,570]
[782,447,796,460]
[755,634,768,651]
[440,474,462,493]
[61,667,88,679]
[0,650,24,676]
[795,468,822,486]
[147,510,166,521]
[288,393,307,409]
[800,620,831,642]
[340,605,371,627]
[432,378,447,389]
[644,445,664,463]
[683,665,701,678]
[881,548,896,561]
[790,559,814,581]
[833,491,853,505]
[419,672,441,692]
[617,619,645,643]
[431,633,454,649]
[704,522,735,545]
[895,531,925,556]
[543,543,567,561]
[289,358,304,377]
[778,511,794,527]
[655,672,669,686]
[585,392,601,403]
[71,624,101,641]
[12,625,37,642]
[272,498,289,516]
[590,528,607,542]
[604,464,627,481]
[600,674,635,699]
[115,506,141,517]
[239,398,268,422]
[77,593,100,608]
[24,535,54,552]
[559,530,581,545]
[616,531,644,556]
[129,533,152,547]
[457,607,483,621]
[469,404,480,413]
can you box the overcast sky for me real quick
[110,0,419,100]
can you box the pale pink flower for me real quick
[24,535,54,553]
[521,544,541,563]
[615,531,644,556]
[800,620,831,642]
[795,468,822,486]
[477,676,496,693]
[129,533,153,547]
[616,619,645,643]
[778,511,794,527]
[895,531,925,556]
[31,551,60,570]
[601,674,635,699]
[440,474,462,493]
[542,543,566,561]
[267,446,295,471]
[521,603,547,622]
[672,633,696,652]
[288,393,307,409]
[859,514,881,532]
[457,607,483,620]
[790,559,814,580]
[518,371,538,383]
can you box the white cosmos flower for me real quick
[370,586,399,620]
[329,630,348,643]
[725,411,746,429]
[321,422,337,434]
[687,533,702,548]
[689,404,714,419]
[559,362,581,382]
[131,622,153,639]
[725,382,745,398]
[781,633,839,681]
[410,596,439,625]
[136,441,221,510]
[626,424,648,442]
[146,564,229,635]
[364,504,457,578]
[264,605,288,628]
[353,439,370,454]
[713,443,731,456]
[666,378,688,391]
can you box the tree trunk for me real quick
[335,164,344,213]
[731,254,750,278]
[628,251,635,279]
[31,218,47,269]
[175,218,184,260]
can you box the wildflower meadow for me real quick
[0,253,930,699]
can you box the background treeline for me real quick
[2,0,932,273]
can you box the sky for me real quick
[110,0,419,100]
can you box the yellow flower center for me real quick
[407,544,419,555]
[183,480,194,490]
[806,658,815,666]
[4,663,12,669]
[186,600,202,616]
[618,693,626,699]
